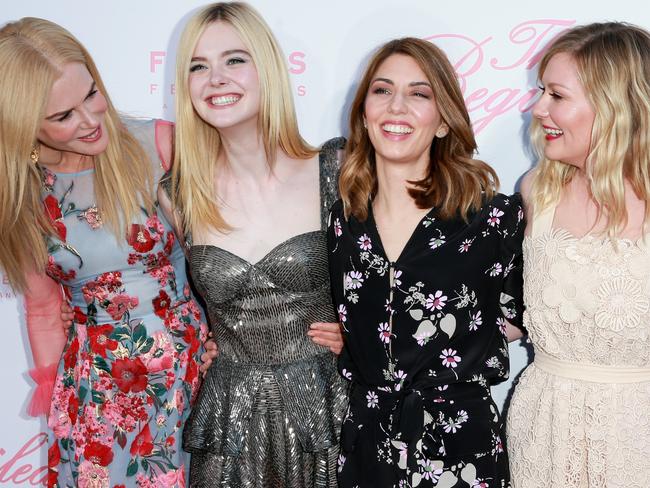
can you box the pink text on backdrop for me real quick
[426,19,575,133]
[0,434,48,486]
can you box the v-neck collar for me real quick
[366,201,437,264]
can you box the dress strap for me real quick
[530,205,555,238]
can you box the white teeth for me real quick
[210,95,240,106]
[382,124,414,134]
[543,127,563,136]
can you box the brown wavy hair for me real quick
[340,37,498,221]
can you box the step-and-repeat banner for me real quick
[0,1,644,484]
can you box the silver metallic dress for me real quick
[173,139,348,487]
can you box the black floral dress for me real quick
[327,193,524,488]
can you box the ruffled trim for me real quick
[27,363,58,417]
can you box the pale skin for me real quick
[364,54,448,261]
[505,52,648,342]
[159,20,343,358]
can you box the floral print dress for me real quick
[41,120,207,488]
[327,193,525,488]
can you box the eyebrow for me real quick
[45,81,96,120]
[190,49,250,63]
[546,81,571,91]
[371,77,432,88]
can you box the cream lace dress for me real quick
[507,206,650,487]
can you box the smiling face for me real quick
[188,21,260,133]
[37,62,109,158]
[533,52,596,168]
[364,54,445,169]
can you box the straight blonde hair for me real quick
[340,37,498,222]
[530,22,650,236]
[0,18,153,291]
[172,2,315,235]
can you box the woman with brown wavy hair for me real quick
[327,37,525,487]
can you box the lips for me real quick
[78,125,102,143]
[542,125,563,141]
[380,121,415,137]
[207,94,241,107]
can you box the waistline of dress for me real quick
[534,351,650,383]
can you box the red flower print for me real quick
[88,324,118,357]
[130,423,154,457]
[111,357,148,393]
[63,338,79,370]
[47,256,76,283]
[153,290,171,319]
[73,306,87,325]
[164,231,175,255]
[165,436,175,447]
[47,441,60,488]
[106,293,139,321]
[43,194,67,241]
[127,224,156,253]
[83,441,114,466]
[67,390,79,425]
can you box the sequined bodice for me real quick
[190,230,334,364]
[180,138,348,458]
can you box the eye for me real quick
[372,87,391,95]
[412,91,431,99]
[189,63,207,73]
[226,57,246,65]
[85,89,98,100]
[56,111,73,122]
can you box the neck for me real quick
[374,156,428,215]
[38,145,93,173]
[218,123,271,179]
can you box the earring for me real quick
[30,146,40,164]
[436,125,449,138]
[363,118,368,129]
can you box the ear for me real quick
[435,123,449,138]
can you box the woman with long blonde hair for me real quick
[0,17,207,486]
[159,2,346,486]
[328,37,525,487]
[507,22,650,487]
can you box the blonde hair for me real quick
[530,22,650,236]
[340,37,498,222]
[0,17,153,291]
[173,2,315,234]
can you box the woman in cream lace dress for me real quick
[507,22,650,488]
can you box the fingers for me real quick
[307,322,344,355]
[199,338,219,377]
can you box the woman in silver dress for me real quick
[157,2,347,487]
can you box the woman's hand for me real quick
[200,334,218,377]
[308,322,344,355]
[61,301,73,333]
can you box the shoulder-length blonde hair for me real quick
[530,22,650,236]
[0,17,153,292]
[173,1,315,234]
[340,37,498,221]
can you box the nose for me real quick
[532,93,549,120]
[388,92,407,115]
[78,105,100,128]
[209,66,229,87]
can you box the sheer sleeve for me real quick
[23,271,67,416]
[499,192,526,333]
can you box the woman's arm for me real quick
[24,271,68,416]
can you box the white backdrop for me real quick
[0,1,646,484]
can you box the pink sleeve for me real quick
[23,272,68,416]
[155,119,175,171]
